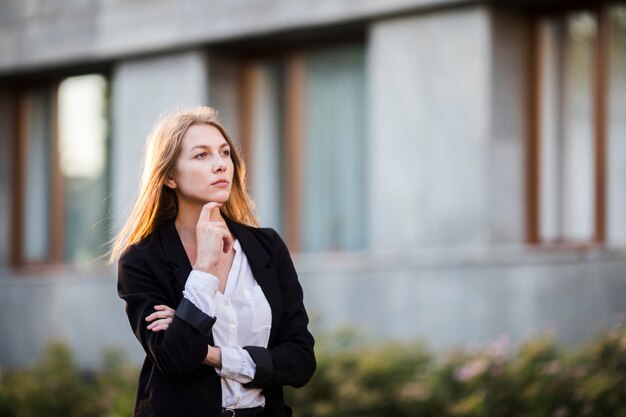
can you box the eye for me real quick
[220,149,231,157]
[194,152,208,159]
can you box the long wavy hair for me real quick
[110,106,258,261]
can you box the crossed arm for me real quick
[145,304,222,367]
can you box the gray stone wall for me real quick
[367,6,492,250]
[1,250,625,368]
[0,0,461,75]
[487,7,527,245]
[300,249,626,348]
[0,267,141,369]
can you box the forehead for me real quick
[182,124,228,149]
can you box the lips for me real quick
[211,179,230,187]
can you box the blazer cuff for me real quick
[174,298,217,336]
[242,346,273,388]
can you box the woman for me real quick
[111,106,316,417]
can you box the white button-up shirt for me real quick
[183,239,272,409]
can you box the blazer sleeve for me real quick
[243,230,316,389]
[117,246,215,380]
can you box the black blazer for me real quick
[117,216,316,417]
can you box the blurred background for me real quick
[0,0,626,414]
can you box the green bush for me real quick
[285,324,626,417]
[0,343,137,417]
[1,324,625,417]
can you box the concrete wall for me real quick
[367,5,531,249]
[487,7,527,245]
[1,250,625,368]
[367,6,491,250]
[207,53,243,143]
[300,249,626,348]
[0,267,143,369]
[0,0,462,75]
[110,50,210,226]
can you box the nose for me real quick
[213,154,226,173]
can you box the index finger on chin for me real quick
[201,202,222,222]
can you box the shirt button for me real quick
[224,300,229,306]
[236,396,241,403]
[230,323,237,328]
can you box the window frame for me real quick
[8,71,111,268]
[526,2,612,248]
[237,37,366,252]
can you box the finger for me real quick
[149,324,170,332]
[146,306,175,321]
[157,306,175,315]
[208,203,223,222]
[152,318,173,326]
[197,202,221,227]
[223,232,234,253]
[146,311,174,322]
[147,318,173,330]
[200,202,222,222]
[211,222,233,253]
[146,311,167,321]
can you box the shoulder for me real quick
[244,224,279,242]
[226,218,290,259]
[226,216,274,243]
[118,227,163,269]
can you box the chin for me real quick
[207,191,231,204]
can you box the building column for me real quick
[367,6,493,250]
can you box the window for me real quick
[241,44,366,252]
[10,74,110,266]
[528,3,626,246]
[607,4,626,244]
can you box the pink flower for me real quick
[486,335,511,360]
[544,360,561,375]
[455,358,489,382]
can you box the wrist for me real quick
[193,264,211,274]
[194,259,218,274]
[206,345,222,368]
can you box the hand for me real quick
[145,305,175,332]
[194,202,233,274]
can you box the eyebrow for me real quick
[189,143,230,152]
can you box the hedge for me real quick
[1,324,625,417]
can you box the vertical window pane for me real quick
[303,45,366,251]
[22,89,52,262]
[58,75,110,263]
[539,18,562,241]
[539,12,596,243]
[562,12,596,241]
[249,61,285,234]
[608,4,626,244]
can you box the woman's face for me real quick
[167,124,234,206]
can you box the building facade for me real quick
[0,0,625,367]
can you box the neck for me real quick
[174,200,226,244]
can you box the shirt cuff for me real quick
[183,270,219,317]
[216,346,256,384]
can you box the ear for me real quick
[164,175,177,189]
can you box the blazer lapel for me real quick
[158,220,193,291]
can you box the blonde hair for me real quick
[110,106,258,261]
